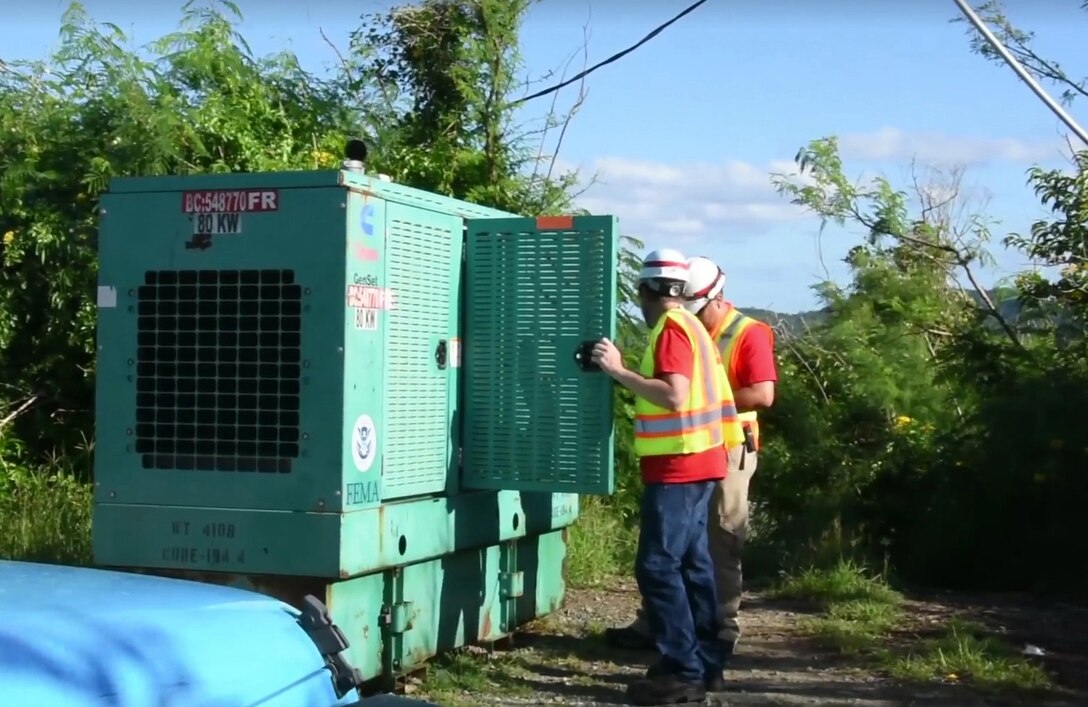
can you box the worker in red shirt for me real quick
[682,255,778,657]
[605,255,777,672]
[592,248,745,704]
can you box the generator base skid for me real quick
[116,520,571,690]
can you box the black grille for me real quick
[133,269,302,473]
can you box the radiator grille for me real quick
[133,269,302,473]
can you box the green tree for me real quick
[0,0,644,459]
[950,2,1088,592]
[744,138,981,570]
[343,0,576,213]
[0,0,649,565]
[0,1,353,459]
[751,131,1088,595]
[956,1,1088,342]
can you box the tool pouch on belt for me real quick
[742,425,756,455]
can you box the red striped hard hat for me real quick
[682,256,725,313]
[638,248,690,288]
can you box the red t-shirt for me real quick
[639,317,729,485]
[720,306,778,389]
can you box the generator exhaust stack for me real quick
[341,138,368,172]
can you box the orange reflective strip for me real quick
[634,408,723,436]
[635,401,722,421]
[634,421,723,440]
[695,320,719,409]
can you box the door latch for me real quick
[574,340,601,372]
[435,340,448,370]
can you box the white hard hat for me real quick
[682,256,725,313]
[638,248,690,285]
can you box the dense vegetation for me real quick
[2,0,1087,602]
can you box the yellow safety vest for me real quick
[634,308,743,457]
[715,307,764,449]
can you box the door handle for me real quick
[435,340,448,370]
[574,340,601,372]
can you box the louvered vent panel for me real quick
[381,213,454,498]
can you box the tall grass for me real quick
[566,496,637,587]
[0,436,93,565]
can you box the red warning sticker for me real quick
[346,285,395,310]
[181,189,279,214]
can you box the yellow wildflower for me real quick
[895,415,912,427]
[2,230,13,246]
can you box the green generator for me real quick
[91,144,618,689]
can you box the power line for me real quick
[512,0,710,106]
[951,0,1088,146]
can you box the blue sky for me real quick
[4,0,1085,312]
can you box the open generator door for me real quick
[461,215,618,496]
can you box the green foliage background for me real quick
[3,0,1088,599]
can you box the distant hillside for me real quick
[739,307,827,333]
[618,290,1027,342]
[738,288,1025,335]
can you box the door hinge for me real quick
[500,571,524,599]
[380,600,415,634]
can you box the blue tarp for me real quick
[0,560,359,706]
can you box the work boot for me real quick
[722,637,737,662]
[626,672,706,705]
[704,637,738,690]
[648,661,726,692]
[603,623,656,650]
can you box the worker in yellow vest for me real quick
[604,255,777,670]
[591,248,745,704]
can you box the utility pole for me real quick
[952,0,1088,146]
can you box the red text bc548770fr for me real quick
[181,190,279,214]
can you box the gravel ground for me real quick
[409,580,1088,707]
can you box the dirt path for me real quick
[411,580,1088,706]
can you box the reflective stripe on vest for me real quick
[633,308,729,457]
[717,308,761,448]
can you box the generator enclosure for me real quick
[90,167,618,683]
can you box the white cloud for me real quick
[560,155,814,248]
[838,126,1066,165]
[549,126,1060,255]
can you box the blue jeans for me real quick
[635,480,724,683]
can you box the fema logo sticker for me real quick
[351,414,377,472]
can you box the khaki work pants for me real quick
[628,444,757,644]
[709,444,756,644]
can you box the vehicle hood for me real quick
[0,560,357,706]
